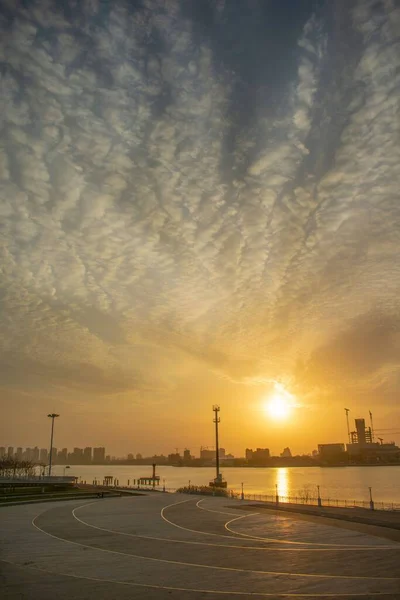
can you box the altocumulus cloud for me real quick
[0,0,399,407]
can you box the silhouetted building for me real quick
[16,447,23,460]
[281,447,292,458]
[318,443,346,459]
[0,447,5,457]
[83,447,92,463]
[58,448,68,463]
[7,446,14,458]
[246,448,270,465]
[245,448,253,460]
[183,449,191,461]
[39,448,48,463]
[93,447,106,463]
[200,448,215,460]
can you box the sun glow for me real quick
[264,384,295,421]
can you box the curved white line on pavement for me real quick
[29,505,400,581]
[160,498,257,539]
[224,515,398,549]
[162,498,399,550]
[2,559,397,598]
[72,500,394,553]
[195,498,245,516]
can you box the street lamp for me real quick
[47,413,59,477]
[63,465,70,477]
[275,483,279,505]
[317,484,322,507]
[241,482,244,500]
[163,478,166,492]
[369,486,374,511]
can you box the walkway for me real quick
[2,493,400,598]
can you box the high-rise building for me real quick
[245,448,254,460]
[24,447,33,461]
[0,447,6,457]
[39,448,48,463]
[32,447,40,462]
[280,447,292,458]
[16,447,23,460]
[200,448,215,460]
[83,447,92,463]
[183,449,191,460]
[93,447,106,463]
[51,448,58,464]
[72,448,84,463]
[58,448,68,463]
[7,446,14,458]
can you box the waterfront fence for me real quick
[229,491,400,512]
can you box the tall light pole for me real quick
[47,413,59,477]
[213,405,220,483]
[344,408,350,444]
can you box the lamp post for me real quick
[241,482,244,500]
[369,487,374,511]
[163,478,166,492]
[63,465,70,477]
[213,405,221,484]
[47,413,59,477]
[317,484,322,507]
[188,480,191,492]
[275,483,279,505]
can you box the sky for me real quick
[1,0,399,457]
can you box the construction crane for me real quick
[369,411,374,442]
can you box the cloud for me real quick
[0,0,399,420]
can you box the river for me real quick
[51,465,400,503]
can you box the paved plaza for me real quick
[1,493,400,599]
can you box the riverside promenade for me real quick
[2,493,400,599]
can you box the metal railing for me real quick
[229,491,400,512]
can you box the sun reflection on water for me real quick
[276,467,289,498]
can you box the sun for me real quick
[263,384,295,421]
[265,394,291,420]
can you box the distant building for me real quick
[16,447,23,460]
[7,446,14,458]
[168,452,180,464]
[58,448,68,463]
[200,448,215,460]
[253,448,270,460]
[318,443,346,459]
[245,448,254,460]
[32,447,40,462]
[93,447,106,463]
[280,447,292,458]
[199,448,225,461]
[83,447,92,463]
[24,447,33,461]
[127,453,134,460]
[183,449,191,461]
[347,416,400,462]
[0,447,5,457]
[136,453,143,460]
[39,448,48,463]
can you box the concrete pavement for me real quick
[1,493,400,599]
